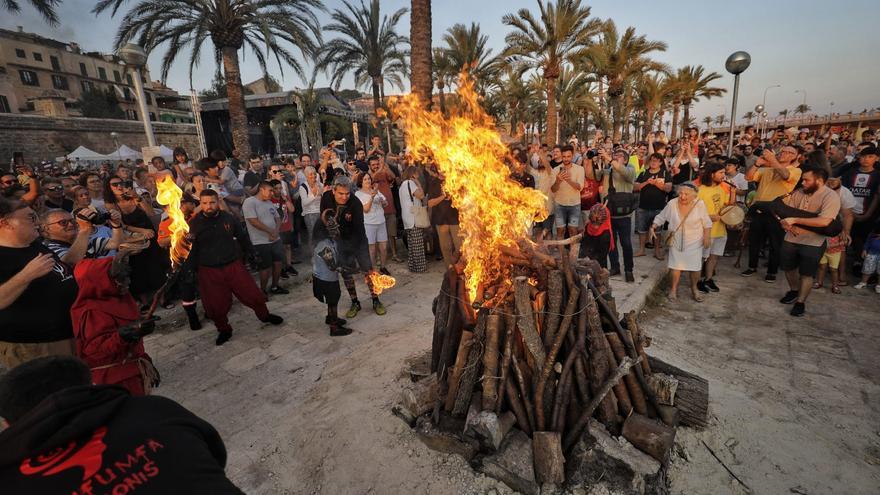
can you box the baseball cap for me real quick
[859,146,878,156]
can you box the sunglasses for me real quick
[1,180,15,185]
[270,170,283,174]
[44,217,75,228]
[45,185,63,191]
[110,180,133,188]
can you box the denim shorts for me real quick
[634,208,663,234]
[554,204,581,228]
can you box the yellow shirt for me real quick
[698,183,730,238]
[753,166,802,202]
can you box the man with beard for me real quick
[188,189,283,345]
[777,169,841,317]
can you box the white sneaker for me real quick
[854,282,868,289]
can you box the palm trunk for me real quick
[598,79,609,135]
[610,95,621,143]
[221,46,250,157]
[410,0,433,109]
[656,108,665,132]
[546,76,558,145]
[682,101,691,135]
[437,81,447,115]
[671,102,681,140]
[371,75,382,115]
[644,107,655,138]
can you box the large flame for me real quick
[366,270,396,295]
[390,74,547,302]
[155,174,191,268]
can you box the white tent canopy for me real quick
[66,146,108,160]
[159,145,175,158]
[114,144,142,160]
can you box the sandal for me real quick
[667,293,677,301]
[831,285,841,294]
[691,292,705,303]
[812,282,823,290]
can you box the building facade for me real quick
[0,26,160,120]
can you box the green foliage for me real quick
[78,88,125,119]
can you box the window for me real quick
[15,48,25,58]
[80,80,95,93]
[0,95,10,113]
[98,67,107,80]
[126,109,137,120]
[79,63,88,76]
[51,75,69,90]
[144,92,151,105]
[149,112,156,121]
[123,87,132,101]
[126,73,133,85]
[113,70,121,83]
[19,70,39,86]
[50,56,60,71]
[33,52,43,62]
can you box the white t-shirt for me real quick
[551,163,585,206]
[355,190,387,225]
[838,186,857,211]
[399,179,421,230]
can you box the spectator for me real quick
[530,150,555,242]
[840,146,880,272]
[355,172,391,274]
[300,166,323,245]
[209,150,245,213]
[597,148,637,282]
[579,203,613,268]
[551,145,585,240]
[269,178,297,278]
[426,167,462,268]
[778,169,841,317]
[369,154,403,263]
[634,152,672,259]
[242,154,266,197]
[41,207,122,265]
[853,224,880,292]
[697,162,733,293]
[0,198,78,369]
[724,158,749,203]
[648,183,712,302]
[399,166,427,273]
[243,181,287,295]
[0,356,244,493]
[41,178,73,211]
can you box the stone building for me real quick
[0,26,159,120]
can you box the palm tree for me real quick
[502,0,602,144]
[778,108,789,126]
[488,60,534,142]
[410,0,433,107]
[743,110,755,123]
[319,0,409,116]
[96,0,323,157]
[635,73,676,138]
[438,23,498,90]
[556,66,598,137]
[4,0,60,25]
[670,65,725,139]
[578,20,668,141]
[432,49,456,115]
[794,103,811,117]
[714,114,726,126]
[702,116,713,131]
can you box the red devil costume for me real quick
[70,258,158,396]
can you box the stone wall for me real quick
[0,113,201,163]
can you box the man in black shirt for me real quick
[0,198,78,369]
[188,190,282,345]
[634,153,672,259]
[242,154,265,197]
[353,148,369,173]
[0,356,244,494]
[41,178,73,211]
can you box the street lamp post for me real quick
[110,132,121,162]
[117,43,157,148]
[725,51,751,155]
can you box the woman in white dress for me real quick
[649,183,712,301]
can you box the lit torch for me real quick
[145,173,192,317]
[366,270,396,295]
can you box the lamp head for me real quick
[754,104,764,114]
[117,43,147,68]
[725,51,751,75]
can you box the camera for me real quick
[206,182,220,192]
[78,210,111,225]
[752,146,764,157]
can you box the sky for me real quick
[4,0,878,125]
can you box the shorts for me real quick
[253,240,284,269]
[384,213,398,238]
[536,213,555,232]
[779,240,826,277]
[635,208,663,234]
[554,204,581,229]
[339,240,373,273]
[312,277,341,306]
[702,236,727,258]
[819,250,842,269]
[862,253,880,275]
[365,223,389,244]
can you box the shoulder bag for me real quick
[605,168,637,217]
[408,181,431,229]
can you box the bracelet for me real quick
[110,223,122,229]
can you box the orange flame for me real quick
[390,73,547,301]
[366,270,396,295]
[155,174,190,268]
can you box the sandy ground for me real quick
[138,250,880,494]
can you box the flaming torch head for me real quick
[155,174,191,269]
[366,270,396,295]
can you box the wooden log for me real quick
[504,377,532,436]
[648,356,709,428]
[482,314,503,411]
[603,333,634,418]
[621,413,677,463]
[540,233,583,246]
[495,308,515,413]
[400,373,440,418]
[625,311,651,375]
[582,281,618,426]
[437,273,461,377]
[647,373,678,406]
[456,276,476,329]
[532,431,565,485]
[431,271,453,372]
[534,286,579,431]
[606,332,647,416]
[444,331,473,412]
[542,270,564,349]
[563,356,642,452]
[573,355,591,403]
[452,311,488,416]
[514,277,546,374]
[511,353,536,433]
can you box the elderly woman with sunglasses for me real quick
[648,182,712,302]
[0,197,78,369]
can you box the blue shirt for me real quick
[312,239,339,282]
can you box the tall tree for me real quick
[438,23,498,89]
[635,73,676,138]
[96,0,322,157]
[794,103,811,116]
[410,0,433,108]
[502,0,601,145]
[578,20,667,141]
[672,65,725,138]
[319,0,409,116]
[702,116,713,130]
[4,0,60,25]
[743,110,755,123]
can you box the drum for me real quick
[719,204,747,230]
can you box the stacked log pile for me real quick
[400,238,710,490]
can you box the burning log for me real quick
[514,277,546,374]
[431,270,454,372]
[540,233,583,247]
[482,314,502,411]
[495,309,515,413]
[542,270,564,349]
[452,311,487,416]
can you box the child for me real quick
[854,225,880,293]
[579,203,613,268]
[312,211,353,337]
[813,227,846,294]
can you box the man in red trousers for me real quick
[188,188,283,345]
